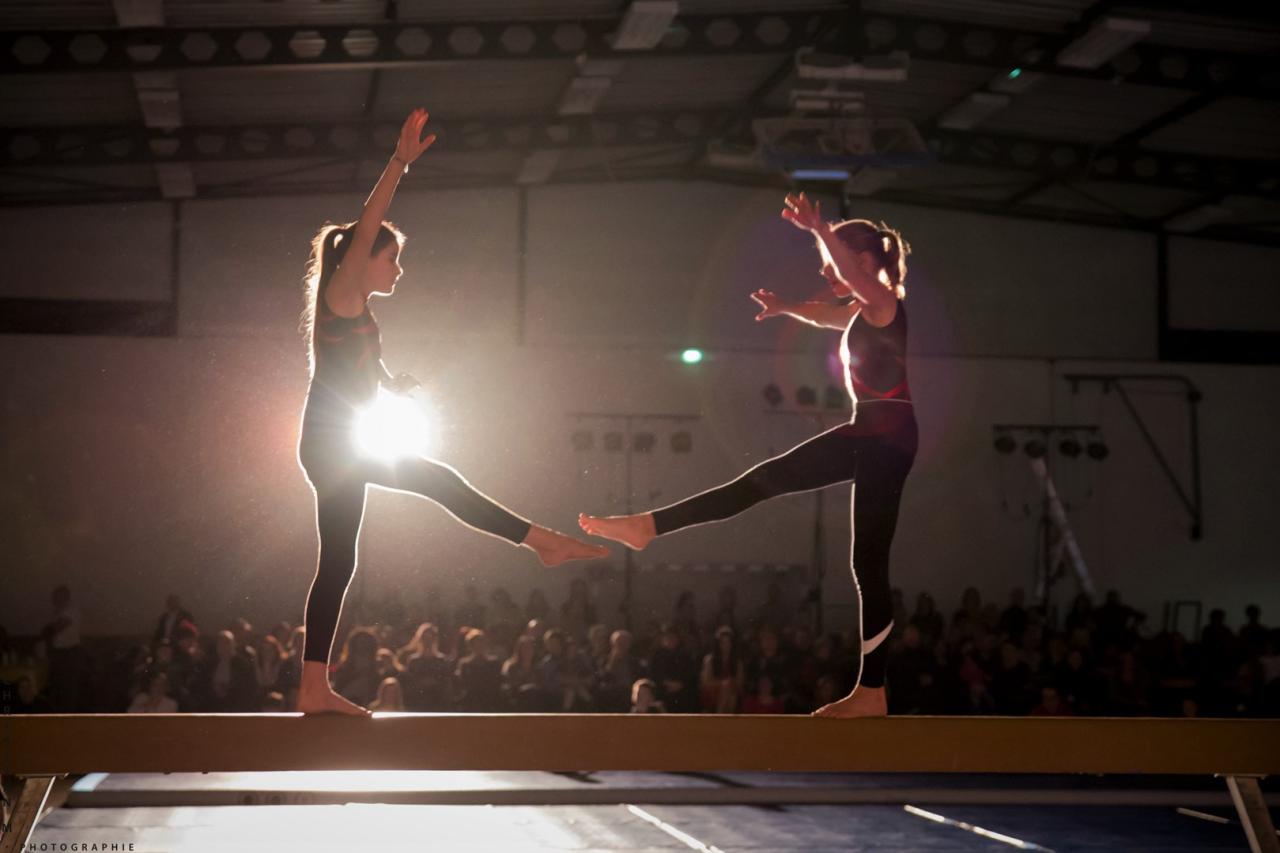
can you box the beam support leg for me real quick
[0,775,58,853]
[1224,775,1279,853]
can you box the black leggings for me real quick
[652,402,917,689]
[298,439,531,663]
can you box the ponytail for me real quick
[831,218,910,300]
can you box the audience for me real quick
[3,582,1276,721]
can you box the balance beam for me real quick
[2,715,1278,853]
[1,714,1277,775]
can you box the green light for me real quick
[680,348,704,365]
[1008,68,1022,79]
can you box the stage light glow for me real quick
[354,390,435,461]
[681,348,704,364]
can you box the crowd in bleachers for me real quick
[4,579,1277,718]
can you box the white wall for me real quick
[1,182,1277,637]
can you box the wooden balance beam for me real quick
[3,714,1278,852]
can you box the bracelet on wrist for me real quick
[392,155,409,173]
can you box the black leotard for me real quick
[841,301,911,403]
[301,294,382,442]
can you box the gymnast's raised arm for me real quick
[326,109,436,317]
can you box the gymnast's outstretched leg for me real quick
[579,421,863,549]
[370,455,610,566]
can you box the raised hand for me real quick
[395,108,437,165]
[383,372,421,396]
[781,191,827,234]
[750,289,786,321]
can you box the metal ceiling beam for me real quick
[2,159,1276,248]
[5,115,1275,200]
[0,13,822,71]
[1,13,1274,94]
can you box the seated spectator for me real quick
[745,626,792,707]
[909,592,944,646]
[255,634,288,693]
[228,617,261,684]
[399,624,453,711]
[1029,684,1072,716]
[9,674,51,713]
[586,623,611,672]
[998,587,1029,644]
[741,675,785,714]
[455,629,503,711]
[369,676,406,712]
[502,633,542,711]
[376,647,405,683]
[630,678,665,713]
[649,624,698,713]
[812,674,840,712]
[1096,590,1143,653]
[988,641,1032,715]
[960,680,997,715]
[168,620,202,710]
[595,629,644,713]
[128,671,179,714]
[1239,605,1267,656]
[1057,647,1100,715]
[332,627,383,709]
[539,628,593,712]
[1106,649,1151,716]
[887,625,939,715]
[192,630,259,712]
[700,626,743,713]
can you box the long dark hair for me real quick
[300,220,404,368]
[831,218,910,300]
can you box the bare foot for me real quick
[523,525,611,567]
[813,686,887,718]
[578,512,656,551]
[298,662,371,716]
[297,686,371,716]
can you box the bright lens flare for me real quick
[354,390,435,461]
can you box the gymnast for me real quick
[581,192,916,718]
[296,108,608,715]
